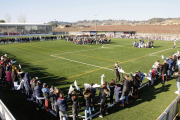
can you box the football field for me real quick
[0,38,179,120]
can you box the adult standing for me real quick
[120,73,133,107]
[131,72,141,98]
[114,63,120,83]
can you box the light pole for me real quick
[54,19,56,29]
[95,15,97,39]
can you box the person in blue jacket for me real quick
[24,72,32,101]
[167,58,174,78]
[56,93,71,120]
[34,80,43,110]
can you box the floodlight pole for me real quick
[54,19,56,28]
[95,15,97,39]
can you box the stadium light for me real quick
[95,15,97,38]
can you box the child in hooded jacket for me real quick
[71,91,81,120]
[56,92,71,120]
[83,87,93,120]
[42,83,50,111]
[24,72,32,101]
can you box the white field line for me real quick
[148,48,173,56]
[53,45,123,55]
[148,55,162,57]
[51,55,113,71]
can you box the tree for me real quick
[5,13,11,23]
[17,14,26,23]
[50,23,57,27]
[0,20,5,23]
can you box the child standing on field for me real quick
[109,79,115,104]
[42,83,50,111]
[34,81,44,110]
[49,86,55,111]
[90,83,96,111]
[57,93,71,120]
[71,91,81,120]
[114,84,121,103]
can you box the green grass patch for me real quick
[0,38,179,120]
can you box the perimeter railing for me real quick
[0,99,16,120]
[157,95,180,120]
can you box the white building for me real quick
[0,23,52,37]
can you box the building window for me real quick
[17,26,25,35]
[25,26,32,34]
[0,26,8,35]
[31,26,38,34]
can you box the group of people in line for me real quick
[133,40,154,48]
[0,36,62,44]
[115,34,180,41]
[64,35,111,45]
[1,50,180,120]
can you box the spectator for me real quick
[0,64,5,86]
[83,87,93,120]
[90,83,96,111]
[71,91,81,120]
[114,63,120,83]
[114,84,121,103]
[120,73,133,107]
[34,81,44,110]
[96,84,110,118]
[109,79,115,104]
[42,83,50,111]
[131,72,141,98]
[159,60,169,83]
[174,70,180,94]
[47,88,61,118]
[6,69,12,90]
[57,93,70,120]
[49,86,55,112]
[24,73,32,101]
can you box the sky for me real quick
[0,0,180,23]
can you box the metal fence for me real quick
[0,99,16,120]
[157,95,180,120]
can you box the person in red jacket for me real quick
[6,70,12,90]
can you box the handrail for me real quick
[157,95,180,120]
[0,99,16,120]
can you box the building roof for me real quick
[0,23,51,26]
[53,25,180,34]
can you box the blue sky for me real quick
[0,0,180,23]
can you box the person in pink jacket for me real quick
[6,71,12,90]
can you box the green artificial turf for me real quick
[0,38,179,120]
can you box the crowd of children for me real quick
[0,51,180,120]
[133,40,154,48]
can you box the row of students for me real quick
[0,54,148,120]
[2,53,180,120]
